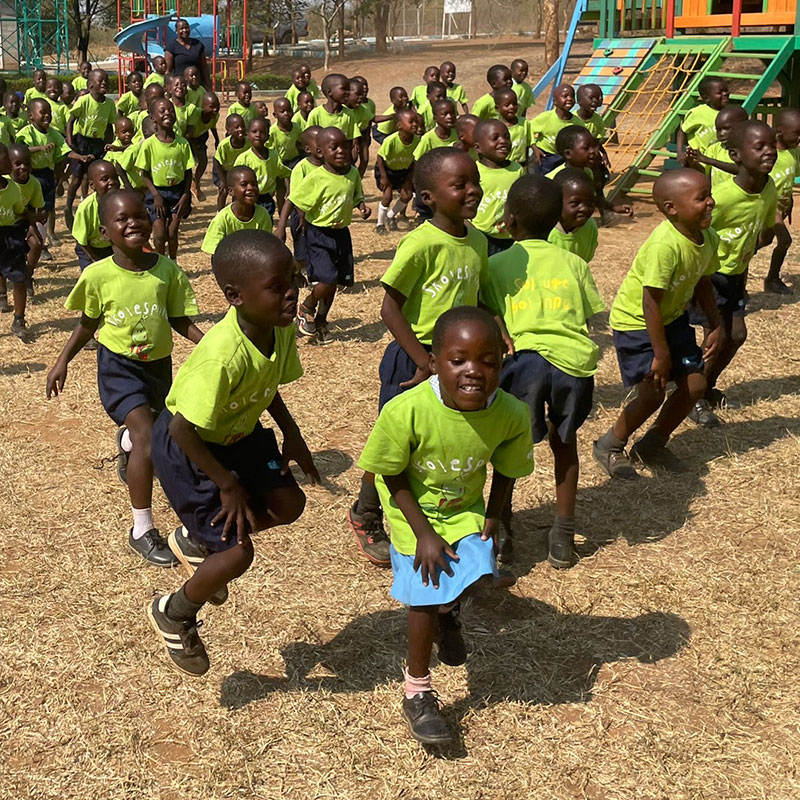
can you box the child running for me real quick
[677,77,730,166]
[148,229,319,677]
[214,113,249,210]
[46,188,201,566]
[72,159,119,269]
[547,168,599,264]
[374,107,418,234]
[235,117,289,218]
[528,83,585,175]
[349,148,486,565]
[482,174,604,568]
[358,305,533,744]
[471,65,513,120]
[594,169,724,477]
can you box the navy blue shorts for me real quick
[289,208,306,262]
[372,125,389,145]
[212,162,224,188]
[359,126,372,146]
[613,313,704,388]
[145,185,190,223]
[151,409,297,553]
[75,243,113,271]
[378,340,432,410]
[375,164,411,192]
[257,193,276,217]
[688,271,747,326]
[481,231,514,258]
[71,134,106,177]
[305,223,354,286]
[500,350,593,444]
[32,167,56,211]
[284,154,303,170]
[96,344,172,425]
[188,132,209,156]
[0,222,29,283]
[535,150,563,176]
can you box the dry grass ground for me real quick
[2,40,800,800]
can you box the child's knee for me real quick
[270,485,306,526]
[730,318,747,347]
[686,370,707,400]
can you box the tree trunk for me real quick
[289,0,297,45]
[338,0,345,57]
[322,14,331,71]
[543,0,559,67]
[374,1,389,53]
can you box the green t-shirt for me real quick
[578,111,606,143]
[69,93,116,139]
[610,220,720,331]
[770,147,800,208]
[358,380,534,555]
[72,75,88,92]
[143,73,164,89]
[288,157,318,198]
[65,254,198,361]
[0,115,15,145]
[306,105,358,140]
[704,140,735,188]
[105,143,144,189]
[186,86,205,108]
[16,124,72,170]
[116,91,141,117]
[712,177,777,276]
[547,163,594,181]
[473,161,523,238]
[446,83,468,107]
[512,80,534,118]
[377,131,418,171]
[187,110,219,139]
[201,203,273,254]
[410,85,429,108]
[527,110,586,155]
[347,103,374,132]
[413,127,458,160]
[291,165,363,228]
[134,134,195,187]
[226,101,257,126]
[165,306,303,445]
[285,81,320,112]
[130,109,148,141]
[682,103,718,152]
[72,192,109,249]
[173,102,198,138]
[13,176,44,218]
[507,121,529,163]
[547,219,598,264]
[482,239,605,377]
[291,110,310,131]
[6,115,26,135]
[214,135,250,170]
[0,179,25,226]
[49,101,69,134]
[417,101,435,132]
[233,147,290,196]
[267,122,301,165]
[24,88,49,105]
[376,104,400,136]
[381,221,488,345]
[472,93,501,121]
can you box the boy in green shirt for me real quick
[472,64,513,120]
[511,58,534,118]
[117,72,144,118]
[292,90,314,130]
[45,77,68,135]
[233,116,289,218]
[547,168,599,264]
[409,65,440,109]
[201,166,273,253]
[440,61,468,113]
[528,83,585,174]
[358,305,533,745]
[167,74,197,138]
[72,159,119,269]
[685,104,747,190]
[493,88,528,165]
[65,68,116,228]
[374,107,418,234]
[214,113,249,210]
[411,99,458,224]
[292,126,370,341]
[306,73,359,142]
[3,91,25,135]
[24,70,49,107]
[148,229,318,677]
[594,169,723,478]
[72,62,91,93]
[46,188,201,567]
[285,64,320,111]
[415,81,447,132]
[183,66,206,108]
[472,119,523,255]
[677,76,729,165]
[104,115,143,192]
[575,83,612,194]
[349,147,487,566]
[186,91,219,201]
[269,97,302,169]
[373,86,410,145]
[687,120,778,427]
[226,80,257,126]
[135,97,195,259]
[143,56,167,89]
[482,174,603,568]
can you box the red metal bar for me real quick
[666,0,675,37]
[243,0,247,75]
[731,0,742,36]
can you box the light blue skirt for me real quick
[390,533,498,607]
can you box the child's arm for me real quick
[480,470,514,549]
[481,305,514,355]
[693,276,725,363]
[169,412,256,544]
[375,154,390,190]
[276,176,287,211]
[211,128,220,147]
[214,160,227,188]
[46,314,101,397]
[267,391,321,483]
[112,160,133,190]
[758,222,776,248]
[169,316,203,343]
[357,200,371,220]
[141,170,166,218]
[598,187,632,217]
[599,143,611,169]
[176,168,192,215]
[274,197,294,241]
[384,472,457,588]
[685,146,737,175]
[676,127,688,166]
[66,151,93,163]
[531,143,543,167]
[642,286,670,392]
[66,116,75,148]
[381,286,431,388]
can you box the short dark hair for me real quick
[507,174,562,235]
[413,147,472,195]
[227,165,257,184]
[576,83,602,101]
[555,124,594,155]
[432,305,503,355]
[98,188,142,225]
[426,80,447,97]
[226,113,244,129]
[728,119,772,151]
[486,64,510,83]
[552,166,595,194]
[492,88,517,105]
[698,75,727,98]
[211,229,292,290]
[7,142,29,162]
[321,73,348,94]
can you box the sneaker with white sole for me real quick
[168,526,229,606]
[146,595,209,677]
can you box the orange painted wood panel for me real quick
[675,11,795,24]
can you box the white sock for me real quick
[377,204,389,226]
[120,428,133,453]
[132,507,154,539]
[392,198,408,216]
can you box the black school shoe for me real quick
[115,426,129,485]
[146,595,209,677]
[128,528,179,567]
[168,526,229,606]
[436,604,467,666]
[402,691,452,745]
[688,399,721,428]
[548,528,577,570]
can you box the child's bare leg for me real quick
[765,219,792,291]
[152,218,168,255]
[194,150,208,200]
[304,281,336,319]
[65,174,82,228]
[167,215,181,260]
[358,138,369,177]
[11,279,26,319]
[407,605,437,681]
[704,314,745,394]
[0,275,9,310]
[548,430,580,569]
[125,405,155,510]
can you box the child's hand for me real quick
[176,194,191,218]
[44,142,55,153]
[213,476,257,545]
[281,427,321,484]
[153,193,167,219]
[414,529,458,589]
[481,517,500,549]
[274,224,286,242]
[532,146,542,166]
[46,361,68,398]
[399,363,431,390]
[360,205,371,220]
[81,154,94,163]
[702,325,726,363]
[612,202,633,217]
[648,354,671,393]
[103,143,113,152]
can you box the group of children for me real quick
[0,53,788,748]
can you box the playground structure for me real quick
[0,0,70,73]
[115,0,248,97]
[533,0,800,199]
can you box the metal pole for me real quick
[665,0,674,37]
[731,0,742,37]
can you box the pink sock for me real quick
[404,667,432,699]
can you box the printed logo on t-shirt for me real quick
[423,264,476,300]
[511,275,574,312]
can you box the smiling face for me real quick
[46,78,62,101]
[226,114,245,142]
[511,60,528,83]
[559,179,596,230]
[553,85,575,111]
[714,107,748,144]
[326,77,349,105]
[495,91,518,122]
[776,113,800,150]
[61,84,75,105]
[423,152,482,220]
[170,75,187,101]
[5,93,19,116]
[228,167,259,205]
[431,319,502,412]
[236,82,252,105]
[202,94,220,115]
[129,73,143,95]
[662,171,715,231]
[424,66,440,83]
[440,62,456,86]
[234,250,299,330]
[150,98,176,130]
[732,123,777,175]
[317,127,350,169]
[89,161,120,195]
[100,190,153,250]
[153,56,167,75]
[8,148,31,183]
[176,19,191,40]
[298,92,314,114]
[247,118,269,148]
[564,131,598,168]
[28,100,51,131]
[476,120,511,163]
[489,68,513,91]
[115,117,134,146]
[273,98,292,125]
[392,87,409,109]
[33,70,47,91]
[89,70,108,97]
[79,62,91,78]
